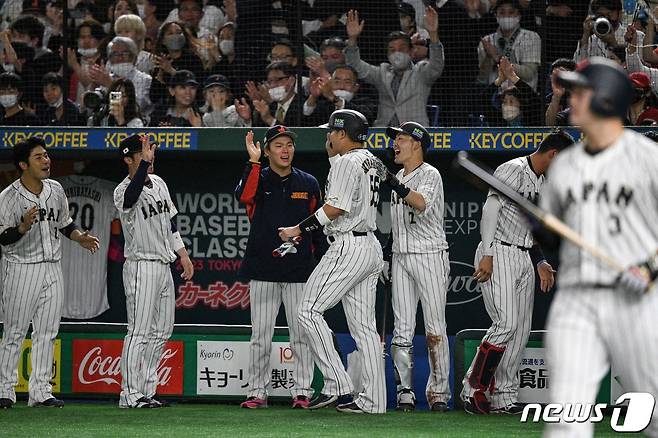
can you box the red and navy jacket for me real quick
[235,162,328,283]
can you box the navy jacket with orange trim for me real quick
[235,162,328,282]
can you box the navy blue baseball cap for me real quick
[386,121,431,149]
[119,134,143,157]
[264,125,297,146]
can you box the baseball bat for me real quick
[455,151,625,273]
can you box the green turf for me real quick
[0,402,624,437]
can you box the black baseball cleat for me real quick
[308,393,338,410]
[431,402,449,412]
[0,398,14,409]
[151,397,170,408]
[464,390,491,415]
[123,397,160,409]
[32,397,64,408]
[336,401,365,414]
[491,403,524,415]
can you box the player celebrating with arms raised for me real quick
[235,126,326,409]
[383,122,451,412]
[0,137,100,409]
[461,129,573,415]
[543,57,658,437]
[278,109,386,414]
[114,135,194,409]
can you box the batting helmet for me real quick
[323,109,369,142]
[556,57,633,119]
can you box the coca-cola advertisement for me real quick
[72,339,184,395]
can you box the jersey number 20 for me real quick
[69,202,95,231]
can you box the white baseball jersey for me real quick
[541,130,658,438]
[390,163,448,254]
[490,157,543,248]
[0,179,72,263]
[324,149,381,235]
[58,176,118,319]
[540,130,658,288]
[113,174,178,263]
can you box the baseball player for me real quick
[0,137,100,409]
[278,109,386,414]
[114,134,194,409]
[542,57,658,437]
[235,126,327,409]
[381,122,450,412]
[461,129,573,415]
[58,175,118,319]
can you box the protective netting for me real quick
[0,0,652,128]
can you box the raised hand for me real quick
[235,98,252,121]
[140,135,155,162]
[245,130,262,162]
[186,108,202,127]
[424,5,439,34]
[346,10,364,42]
[481,37,499,60]
[306,56,329,78]
[253,99,271,119]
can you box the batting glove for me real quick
[617,266,651,296]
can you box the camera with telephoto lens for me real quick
[82,87,109,126]
[593,16,612,37]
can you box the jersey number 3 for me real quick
[70,202,95,231]
[369,175,381,207]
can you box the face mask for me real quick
[497,16,520,31]
[77,47,97,57]
[109,62,135,78]
[333,89,354,102]
[219,39,234,55]
[2,63,15,72]
[48,96,63,108]
[388,51,411,71]
[0,94,18,108]
[501,104,520,121]
[268,85,287,102]
[137,4,146,18]
[324,59,340,74]
[164,34,186,52]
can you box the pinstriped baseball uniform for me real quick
[299,148,386,414]
[0,179,72,404]
[58,176,118,319]
[541,131,658,438]
[114,173,178,407]
[461,156,543,409]
[390,163,451,405]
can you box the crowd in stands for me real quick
[0,0,656,128]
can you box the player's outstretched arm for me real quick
[278,204,345,242]
[67,228,101,253]
[384,171,427,211]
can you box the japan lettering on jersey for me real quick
[491,157,543,248]
[59,175,118,319]
[324,149,382,235]
[391,163,448,254]
[113,174,178,263]
[540,130,658,288]
[0,179,72,263]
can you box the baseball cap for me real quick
[204,74,230,90]
[630,72,651,90]
[168,70,199,87]
[264,125,297,146]
[120,134,145,157]
[386,122,431,149]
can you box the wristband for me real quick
[170,231,185,251]
[299,208,332,233]
[389,174,411,198]
[640,252,658,281]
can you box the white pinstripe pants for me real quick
[462,242,534,408]
[0,261,63,404]
[120,260,175,406]
[544,287,658,438]
[246,280,313,399]
[299,233,386,414]
[391,251,451,404]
